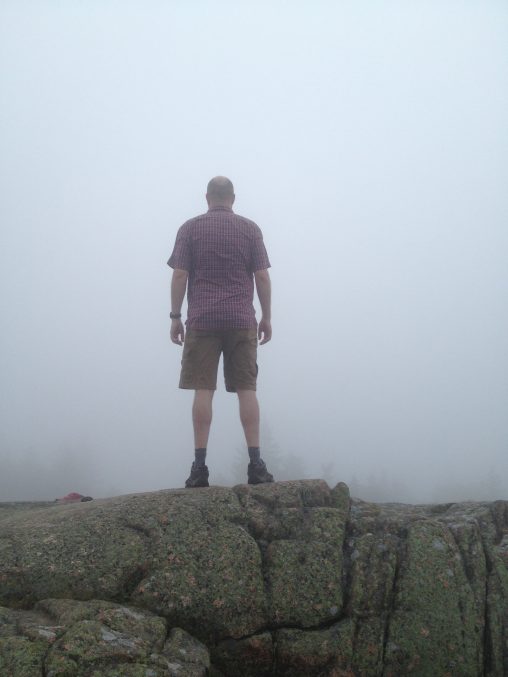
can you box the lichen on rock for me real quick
[0,480,507,676]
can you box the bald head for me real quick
[206,176,235,207]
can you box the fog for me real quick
[1,2,507,503]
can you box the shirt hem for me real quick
[187,322,258,330]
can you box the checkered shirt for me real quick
[167,206,271,329]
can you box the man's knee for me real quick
[237,390,259,421]
[193,390,214,416]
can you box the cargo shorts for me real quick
[179,329,258,392]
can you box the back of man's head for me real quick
[206,176,235,206]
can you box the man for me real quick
[168,176,274,488]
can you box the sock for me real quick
[195,448,207,467]
[248,446,260,463]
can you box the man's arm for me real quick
[254,269,272,345]
[170,268,188,345]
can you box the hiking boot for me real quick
[185,463,209,488]
[248,459,274,485]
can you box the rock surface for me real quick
[0,480,507,676]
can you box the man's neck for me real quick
[208,203,233,210]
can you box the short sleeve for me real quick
[250,225,271,272]
[167,224,191,271]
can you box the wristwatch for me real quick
[170,312,182,320]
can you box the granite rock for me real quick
[0,481,507,675]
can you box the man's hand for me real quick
[258,318,272,345]
[170,319,185,345]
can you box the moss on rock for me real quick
[0,636,47,677]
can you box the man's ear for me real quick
[232,194,236,205]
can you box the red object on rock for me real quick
[55,492,90,503]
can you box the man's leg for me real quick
[237,389,259,447]
[193,389,214,448]
[237,389,273,484]
[180,329,221,489]
[224,330,273,484]
[185,389,214,488]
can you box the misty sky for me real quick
[1,1,507,502]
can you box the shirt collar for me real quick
[208,206,233,212]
